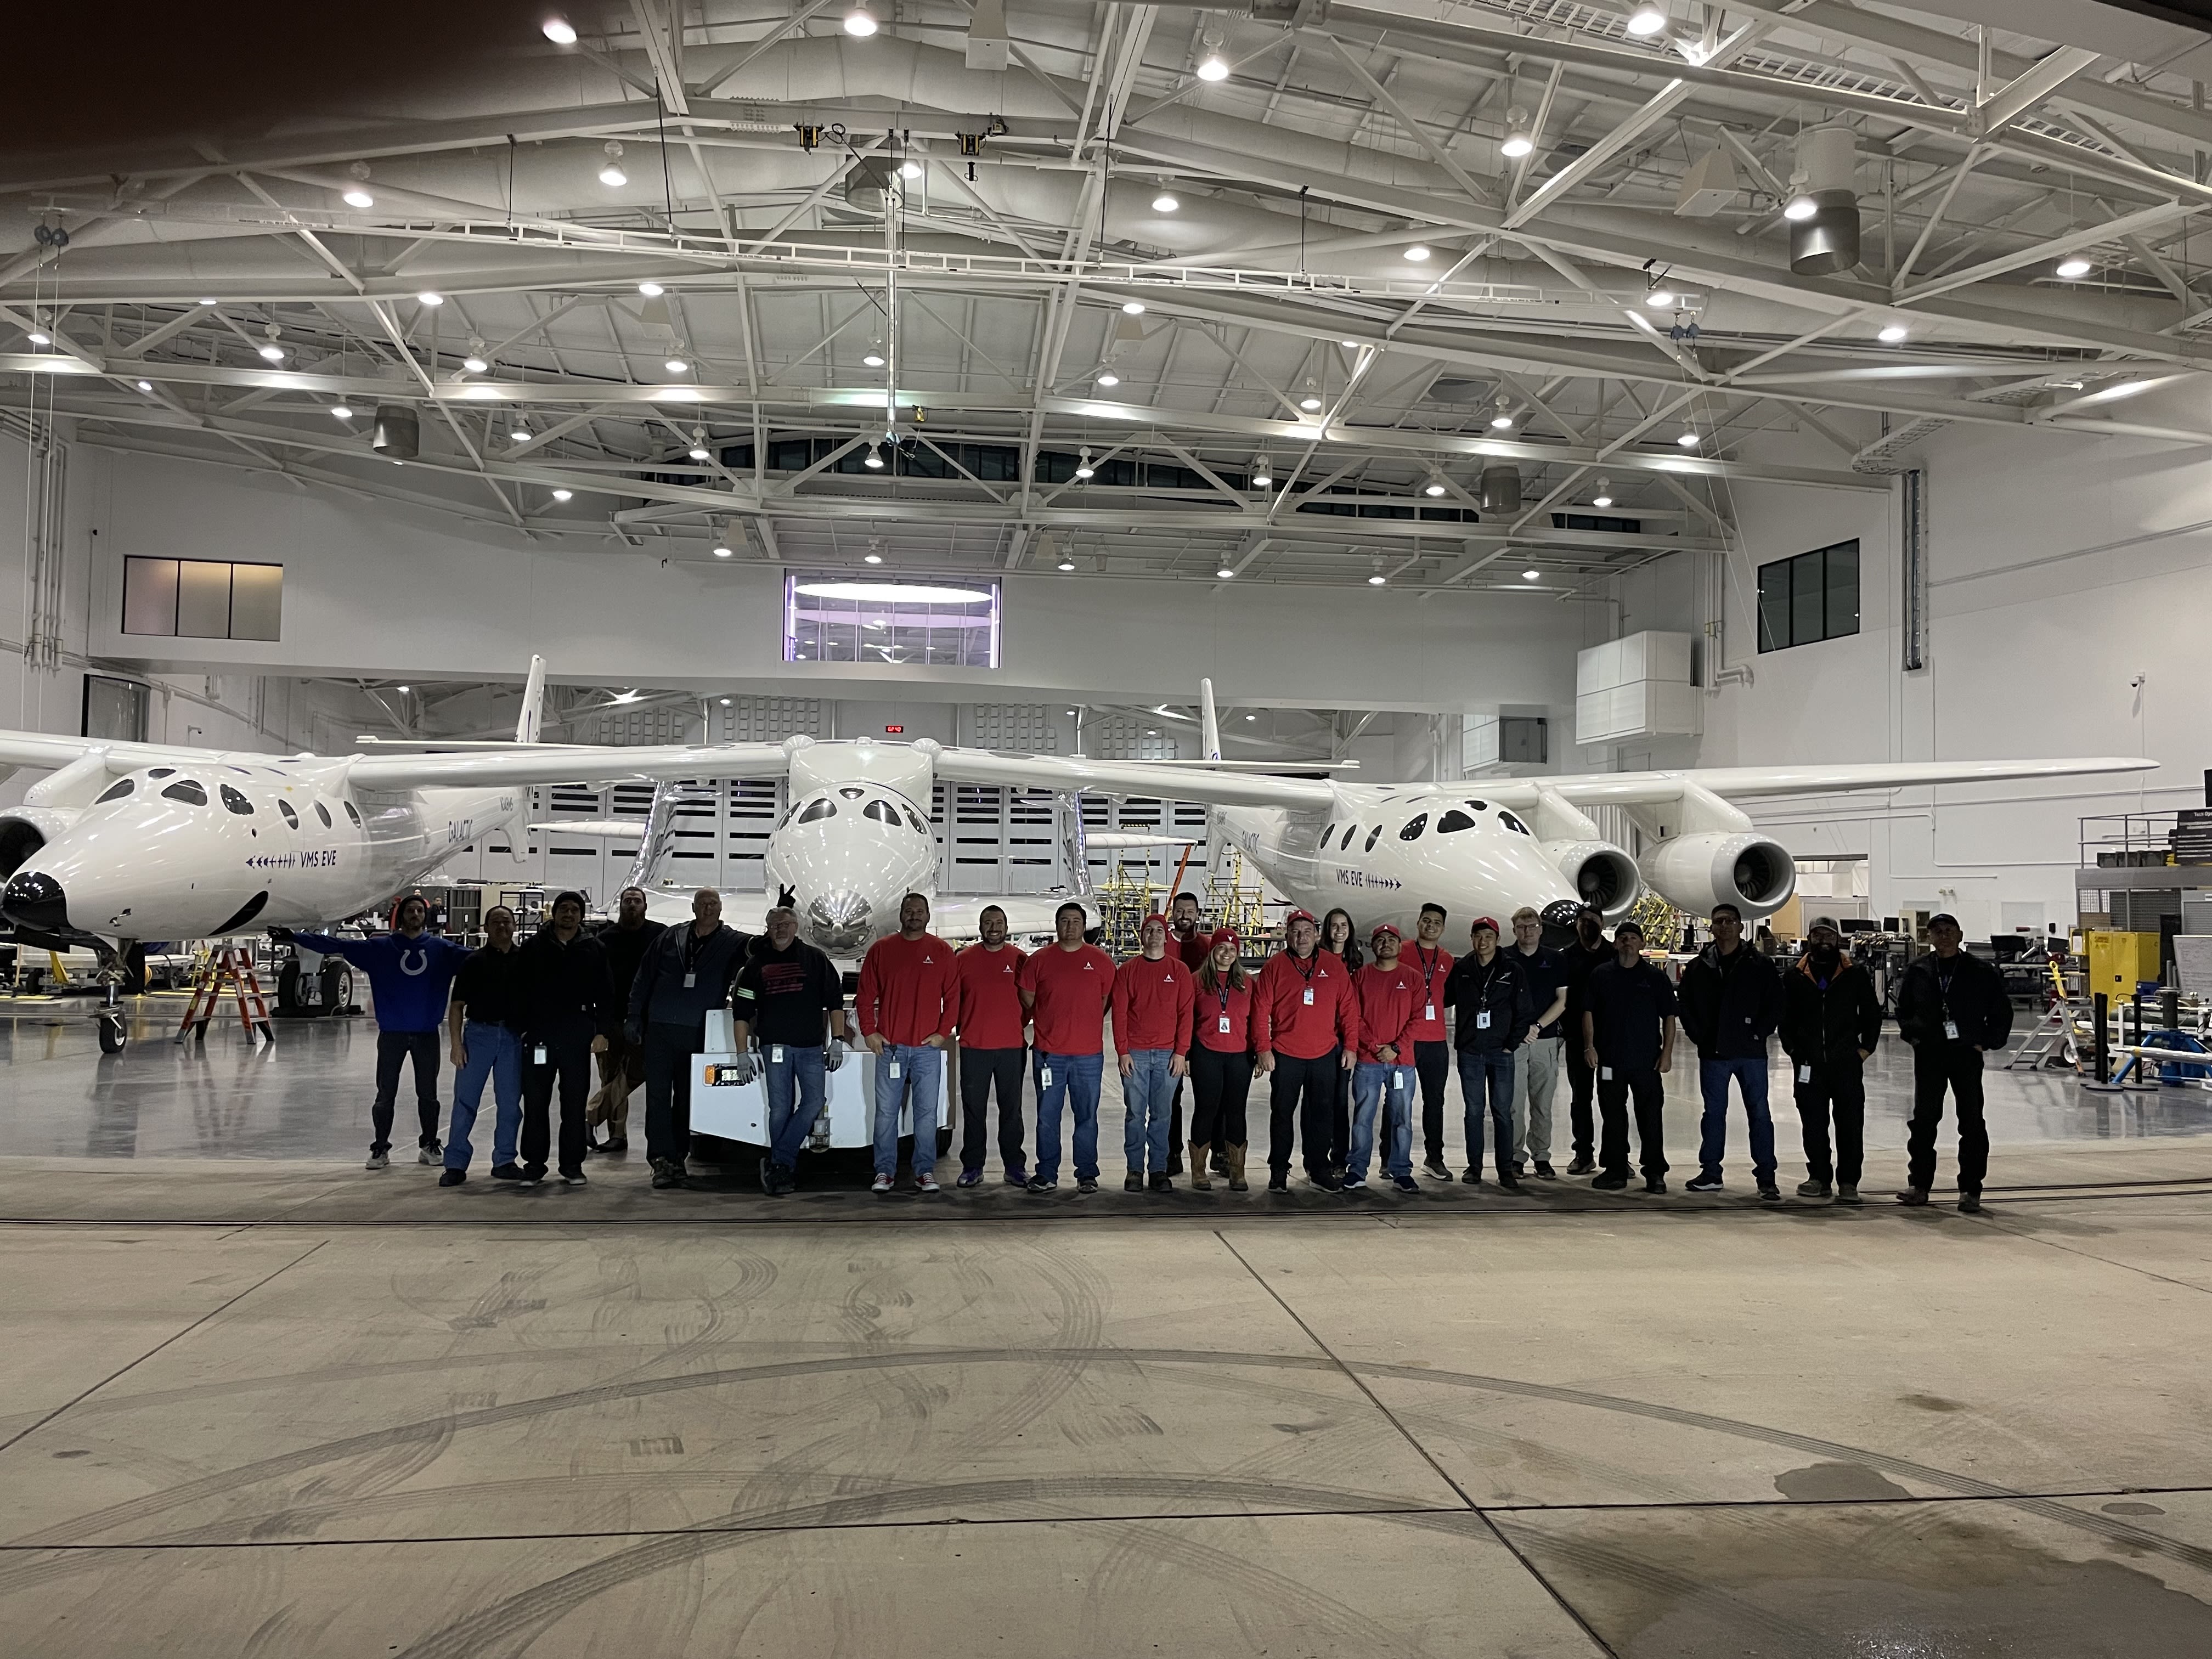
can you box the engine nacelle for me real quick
[1541,840,1641,919]
[1638,832,1796,920]
[0,808,75,880]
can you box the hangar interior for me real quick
[8,0,2212,1653]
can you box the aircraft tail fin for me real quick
[1199,678,1222,763]
[1059,792,1093,898]
[621,781,696,894]
[514,656,547,744]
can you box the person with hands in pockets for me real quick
[1348,922,1422,1193]
[1581,919,1678,1194]
[1780,916,1883,1206]
[731,902,849,1197]
[1444,917,1534,1191]
[1893,911,2013,1214]
[855,893,958,1195]
[1113,912,1197,1193]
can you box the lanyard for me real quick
[684,928,712,972]
[1413,945,1442,1001]
[1218,982,1233,1018]
[1291,952,1318,986]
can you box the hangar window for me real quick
[314,802,332,828]
[219,785,254,816]
[863,799,899,825]
[278,800,298,828]
[1436,809,1478,834]
[783,573,1001,668]
[796,797,838,824]
[122,557,283,641]
[1398,814,1429,841]
[1498,810,1530,836]
[1758,539,1859,652]
[161,779,207,806]
[95,777,135,804]
[343,800,362,827]
[1363,825,1384,852]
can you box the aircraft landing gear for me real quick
[92,939,133,1056]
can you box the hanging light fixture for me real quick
[713,544,733,558]
[1878,321,1909,343]
[1522,568,1541,580]
[1096,371,1120,387]
[551,487,574,501]
[541,14,577,44]
[1194,26,1229,81]
[1592,477,1613,509]
[1489,397,1515,430]
[1626,4,1667,37]
[1074,446,1096,480]
[1250,455,1274,488]
[1299,378,1323,411]
[1152,189,1180,212]
[1676,429,1700,447]
[843,4,878,36]
[599,142,628,188]
[862,341,886,366]
[863,444,886,469]
[1423,477,1447,498]
[2055,255,2093,279]
[462,339,489,374]
[1500,109,1534,159]
[638,280,664,297]
[1216,566,1235,579]
[1403,244,1432,262]
[329,403,353,419]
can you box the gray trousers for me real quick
[1511,1035,1564,1164]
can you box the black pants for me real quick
[1414,1040,1451,1163]
[1565,1041,1597,1161]
[522,1031,593,1178]
[1795,1061,1866,1187]
[644,1020,704,1166]
[1329,1062,1352,1167]
[1598,1068,1667,1177]
[1269,1049,1341,1177]
[959,1044,1028,1173]
[1189,1045,1254,1145]
[371,1028,442,1154]
[1908,1042,1988,1195]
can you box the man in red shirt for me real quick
[1017,900,1115,1193]
[1166,889,1211,1174]
[951,903,1029,1188]
[855,893,957,1195]
[1254,909,1359,1191]
[1350,923,1422,1193]
[1404,902,1455,1180]
[1113,912,1197,1193]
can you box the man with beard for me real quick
[1678,902,1786,1202]
[856,893,958,1195]
[951,904,1030,1187]
[1558,905,1613,1176]
[1403,902,1454,1180]
[1780,917,1883,1205]
[1894,912,2013,1212]
[1582,919,1677,1193]
[588,885,663,1155]
[1165,888,1212,1174]
[731,902,849,1195]
[1253,909,1358,1192]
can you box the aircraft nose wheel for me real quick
[97,1010,127,1054]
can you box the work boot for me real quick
[1895,1186,1930,1207]
[1835,1183,1863,1205]
[1124,1171,1145,1193]
[1149,1171,1173,1194]
[1566,1155,1595,1175]
[1797,1177,1832,1198]
[1188,1143,1212,1190]
[1227,1144,1250,1192]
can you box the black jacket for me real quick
[596,917,667,1005]
[1677,941,1784,1059]
[1895,948,2014,1050]
[630,921,752,1030]
[517,927,620,1044]
[1442,951,1534,1053]
[1779,954,1883,1070]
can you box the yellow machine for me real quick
[2085,930,2164,1001]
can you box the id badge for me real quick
[770,1045,785,1065]
[1040,1065,1053,1088]
[1218,1015,1232,1035]
[1390,1070,1403,1091]
[682,971,697,989]
[887,1059,901,1080]
[1943,1019,1960,1040]
[1424,1002,1435,1022]
[1798,1064,1813,1084]
[1302,988,1315,1007]
[1600,1065,1614,1081]
[1475,1009,1491,1030]
[532,1043,548,1066]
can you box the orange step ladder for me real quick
[175,945,275,1046]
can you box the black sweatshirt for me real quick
[1779,953,1883,1070]
[1895,948,2013,1051]
[1677,941,1785,1059]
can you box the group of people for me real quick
[303,884,2012,1209]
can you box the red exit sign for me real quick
[884,724,905,733]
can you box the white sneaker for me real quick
[915,1172,941,1194]
[871,1173,894,1194]
[364,1152,390,1171]
[417,1142,442,1166]
[1341,1173,1368,1190]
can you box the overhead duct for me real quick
[1787,124,1860,277]
[1479,465,1521,515]
[370,405,419,461]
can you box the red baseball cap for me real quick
[1370,921,1402,940]
[1470,916,1501,935]
[1139,911,1167,932]
[1285,908,1319,929]
[1210,926,1241,950]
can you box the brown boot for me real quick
[1227,1144,1249,1192]
[1188,1143,1212,1190]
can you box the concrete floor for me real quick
[7,996,2212,1654]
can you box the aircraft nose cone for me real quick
[805,889,873,953]
[2,870,69,934]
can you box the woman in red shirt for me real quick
[1188,928,1255,1192]
[1320,907,1365,1177]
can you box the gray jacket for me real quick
[629,921,752,1030]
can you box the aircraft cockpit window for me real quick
[1398,813,1429,841]
[148,767,175,778]
[343,800,362,827]
[1436,809,1478,834]
[94,777,135,804]
[314,802,333,828]
[838,786,866,800]
[161,779,208,806]
[1363,825,1384,853]
[1464,799,1488,812]
[1498,810,1531,836]
[278,800,299,828]
[903,806,929,834]
[219,785,255,816]
[863,800,899,825]
[797,797,838,824]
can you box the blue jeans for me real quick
[1458,1048,1517,1177]
[1698,1054,1776,1180]
[1121,1049,1177,1173]
[872,1042,944,1178]
[1350,1060,1413,1181]
[764,1042,827,1171]
[445,1022,520,1171]
[1034,1051,1103,1183]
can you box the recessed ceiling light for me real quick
[663,357,689,375]
[713,545,732,557]
[551,487,573,501]
[1122,300,1146,314]
[1368,573,1387,585]
[1152,192,1180,212]
[462,354,489,373]
[843,4,878,36]
[638,280,664,297]
[343,187,375,209]
[1522,568,1541,580]
[331,403,353,418]
[1676,430,1699,447]
[257,342,286,361]
[1645,289,1674,308]
[1782,195,1818,222]
[1424,481,1446,497]
[1403,244,1431,262]
[1216,566,1235,578]
[417,290,444,307]
[1626,4,1667,36]
[1096,371,1120,387]
[1878,323,1909,343]
[137,379,153,392]
[2055,255,2092,279]
[542,14,577,43]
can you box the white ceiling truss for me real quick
[8,0,2212,594]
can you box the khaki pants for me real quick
[1511,1035,1564,1165]
[588,1032,646,1136]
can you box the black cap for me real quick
[1615,919,1645,939]
[1927,911,1960,930]
[551,889,588,912]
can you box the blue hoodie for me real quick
[295,930,470,1033]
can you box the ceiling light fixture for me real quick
[510,424,530,439]
[663,356,689,375]
[1403,244,1431,262]
[1878,322,1910,343]
[713,544,733,558]
[25,329,50,346]
[343,185,375,209]
[1782,193,1819,222]
[1490,408,1515,430]
[689,445,709,461]
[2055,255,2093,279]
[599,141,628,188]
[843,3,878,37]
[1058,556,1077,571]
[899,159,923,179]
[1424,479,1447,497]
[1523,568,1542,580]
[417,290,444,307]
[1194,26,1229,81]
[542,14,577,43]
[1122,300,1146,314]
[1250,455,1274,487]
[1592,477,1613,509]
[396,685,411,694]
[863,552,884,563]
[1299,379,1323,411]
[1368,573,1387,586]
[198,297,218,306]
[1626,4,1667,36]
[861,342,886,366]
[1500,108,1534,159]
[551,488,573,501]
[638,280,664,297]
[257,341,286,362]
[863,445,886,469]
[798,580,996,605]
[1676,430,1700,447]
[462,343,489,373]
[1074,446,1096,480]
[1645,289,1675,307]
[1152,191,1180,212]
[137,379,154,392]
[1096,371,1120,387]
[1216,566,1235,578]
[719,697,733,706]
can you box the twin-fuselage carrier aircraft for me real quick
[0,662,2149,1055]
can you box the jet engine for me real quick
[1638,832,1796,919]
[0,807,73,880]
[1540,840,1642,919]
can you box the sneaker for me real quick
[1758,1185,1782,1204]
[438,1168,466,1187]
[1511,1161,1527,1178]
[490,1163,524,1182]
[558,1169,586,1187]
[1423,1156,1451,1181]
[1002,1165,1029,1187]
[1392,1173,1419,1194]
[1835,1184,1863,1205]
[1076,1177,1099,1194]
[1591,1172,1629,1190]
[364,1152,390,1171]
[417,1141,442,1166]
[1498,1173,1522,1193]
[1460,1168,1482,1185]
[1566,1156,1595,1175]
[1533,1162,1558,1180]
[650,1159,680,1190]
[1125,1171,1146,1193]
[955,1167,984,1189]
[521,1166,545,1188]
[1797,1178,1832,1198]
[1895,1187,1929,1207]
[1309,1170,1341,1192]
[1026,1175,1059,1193]
[1149,1172,1172,1194]
[871,1173,894,1194]
[1643,1176,1667,1194]
[1340,1172,1368,1191]
[1685,1173,1724,1193]
[915,1172,941,1194]
[1957,1193,1983,1215]
[1268,1171,1289,1192]
[764,1164,795,1196]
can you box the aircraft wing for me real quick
[0,733,236,773]
[1534,756,2154,805]
[931,894,1098,949]
[936,748,1335,811]
[349,741,793,789]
